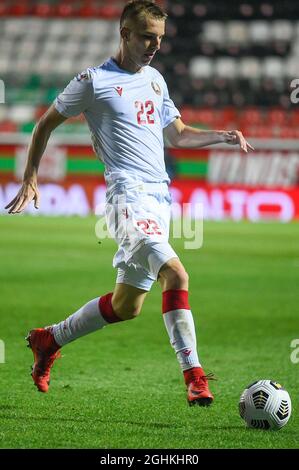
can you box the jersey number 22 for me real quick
[135,100,155,125]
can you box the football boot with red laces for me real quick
[184,367,215,406]
[26,328,61,393]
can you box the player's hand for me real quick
[223,130,254,153]
[5,178,40,214]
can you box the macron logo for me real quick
[182,349,192,356]
[115,86,123,96]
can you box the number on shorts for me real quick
[137,219,162,235]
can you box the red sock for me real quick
[99,293,123,324]
[162,289,190,313]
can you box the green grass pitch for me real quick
[0,216,298,449]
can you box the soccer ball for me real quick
[239,380,291,430]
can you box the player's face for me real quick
[125,17,165,67]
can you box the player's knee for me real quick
[159,264,189,290]
[113,302,142,320]
[170,267,189,289]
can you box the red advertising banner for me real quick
[171,180,299,222]
[1,178,299,222]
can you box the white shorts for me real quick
[106,181,179,291]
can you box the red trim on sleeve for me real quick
[162,289,190,313]
[99,293,123,323]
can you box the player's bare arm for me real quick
[5,105,67,214]
[165,117,254,153]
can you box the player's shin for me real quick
[162,289,201,371]
[51,293,123,346]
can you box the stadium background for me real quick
[0,0,299,451]
[1,0,299,220]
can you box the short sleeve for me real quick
[54,69,95,118]
[161,78,181,129]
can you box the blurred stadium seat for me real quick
[0,0,297,137]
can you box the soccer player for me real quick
[5,0,253,406]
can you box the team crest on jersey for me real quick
[151,81,161,95]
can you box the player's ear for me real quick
[120,27,130,42]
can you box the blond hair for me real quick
[120,0,167,28]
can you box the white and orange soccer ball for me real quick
[239,380,291,430]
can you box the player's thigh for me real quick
[133,242,179,281]
[112,283,148,319]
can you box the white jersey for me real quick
[54,58,180,187]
